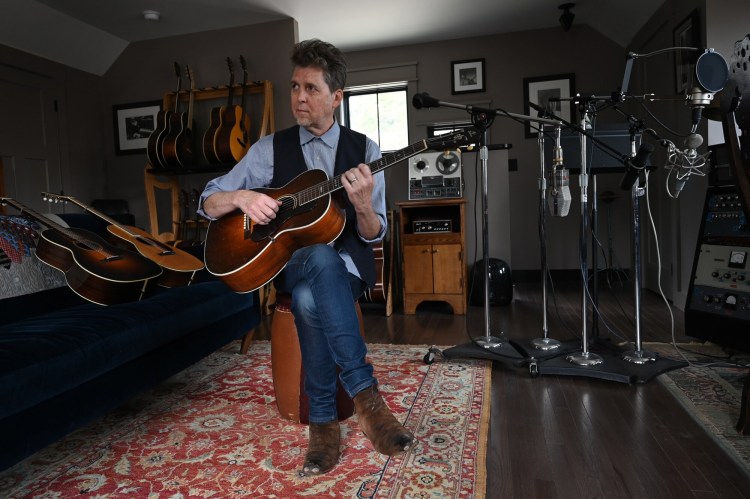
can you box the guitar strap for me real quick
[272,125,376,288]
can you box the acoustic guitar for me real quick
[214,59,242,164]
[0,197,163,305]
[228,55,252,163]
[147,62,181,169]
[203,57,234,164]
[161,65,196,168]
[42,192,205,288]
[204,128,479,293]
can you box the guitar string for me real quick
[4,199,118,257]
[289,141,429,209]
[48,195,179,254]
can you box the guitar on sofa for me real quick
[0,197,163,305]
[41,192,205,288]
[203,128,479,293]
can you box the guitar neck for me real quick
[1,198,70,234]
[186,66,195,128]
[294,139,429,206]
[42,194,136,238]
[239,60,249,110]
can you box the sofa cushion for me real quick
[0,280,253,419]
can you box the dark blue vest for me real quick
[271,125,376,288]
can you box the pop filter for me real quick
[695,50,729,93]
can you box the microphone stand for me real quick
[472,109,504,347]
[621,122,658,364]
[530,123,561,351]
[565,105,604,367]
[416,95,561,364]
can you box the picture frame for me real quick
[673,9,701,94]
[451,59,485,94]
[112,100,162,155]
[522,73,576,138]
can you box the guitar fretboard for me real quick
[290,139,429,209]
[0,198,109,254]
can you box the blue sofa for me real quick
[0,214,260,471]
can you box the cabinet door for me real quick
[403,244,434,293]
[433,244,463,294]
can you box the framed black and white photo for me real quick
[673,9,700,94]
[112,100,162,155]
[523,73,575,138]
[451,59,485,94]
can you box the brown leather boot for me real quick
[300,421,340,476]
[353,385,415,455]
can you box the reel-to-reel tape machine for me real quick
[408,149,463,200]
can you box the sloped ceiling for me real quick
[0,0,664,76]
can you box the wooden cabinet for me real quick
[397,199,466,314]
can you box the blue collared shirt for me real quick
[198,122,387,279]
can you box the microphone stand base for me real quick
[566,351,605,366]
[475,335,505,348]
[530,337,562,351]
[622,349,658,364]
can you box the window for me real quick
[341,83,408,152]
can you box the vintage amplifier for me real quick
[413,219,453,233]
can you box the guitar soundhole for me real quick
[248,195,318,243]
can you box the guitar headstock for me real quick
[41,191,69,206]
[240,55,248,78]
[173,61,182,86]
[186,65,195,90]
[226,56,235,85]
[425,127,480,150]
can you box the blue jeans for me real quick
[275,244,376,423]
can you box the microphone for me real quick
[412,92,440,109]
[548,126,571,216]
[671,132,705,197]
[620,142,655,190]
[684,132,703,159]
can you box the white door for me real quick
[0,64,63,215]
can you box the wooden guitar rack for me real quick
[144,79,275,244]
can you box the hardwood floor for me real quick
[254,278,750,498]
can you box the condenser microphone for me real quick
[412,92,440,109]
[548,169,571,217]
[684,132,703,158]
[548,126,571,216]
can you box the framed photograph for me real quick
[523,73,576,138]
[451,59,485,94]
[673,9,701,94]
[112,100,162,155]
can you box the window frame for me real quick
[341,82,409,153]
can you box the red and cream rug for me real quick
[0,342,490,498]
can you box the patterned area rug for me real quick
[646,342,750,476]
[0,342,490,498]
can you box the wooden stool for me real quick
[270,293,365,424]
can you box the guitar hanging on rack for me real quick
[203,57,234,164]
[161,64,196,168]
[41,192,205,288]
[0,197,163,305]
[228,54,252,163]
[214,59,246,165]
[147,62,181,169]
[204,128,479,293]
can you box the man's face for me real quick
[290,66,342,135]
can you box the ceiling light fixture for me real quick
[142,10,160,21]
[558,3,575,32]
